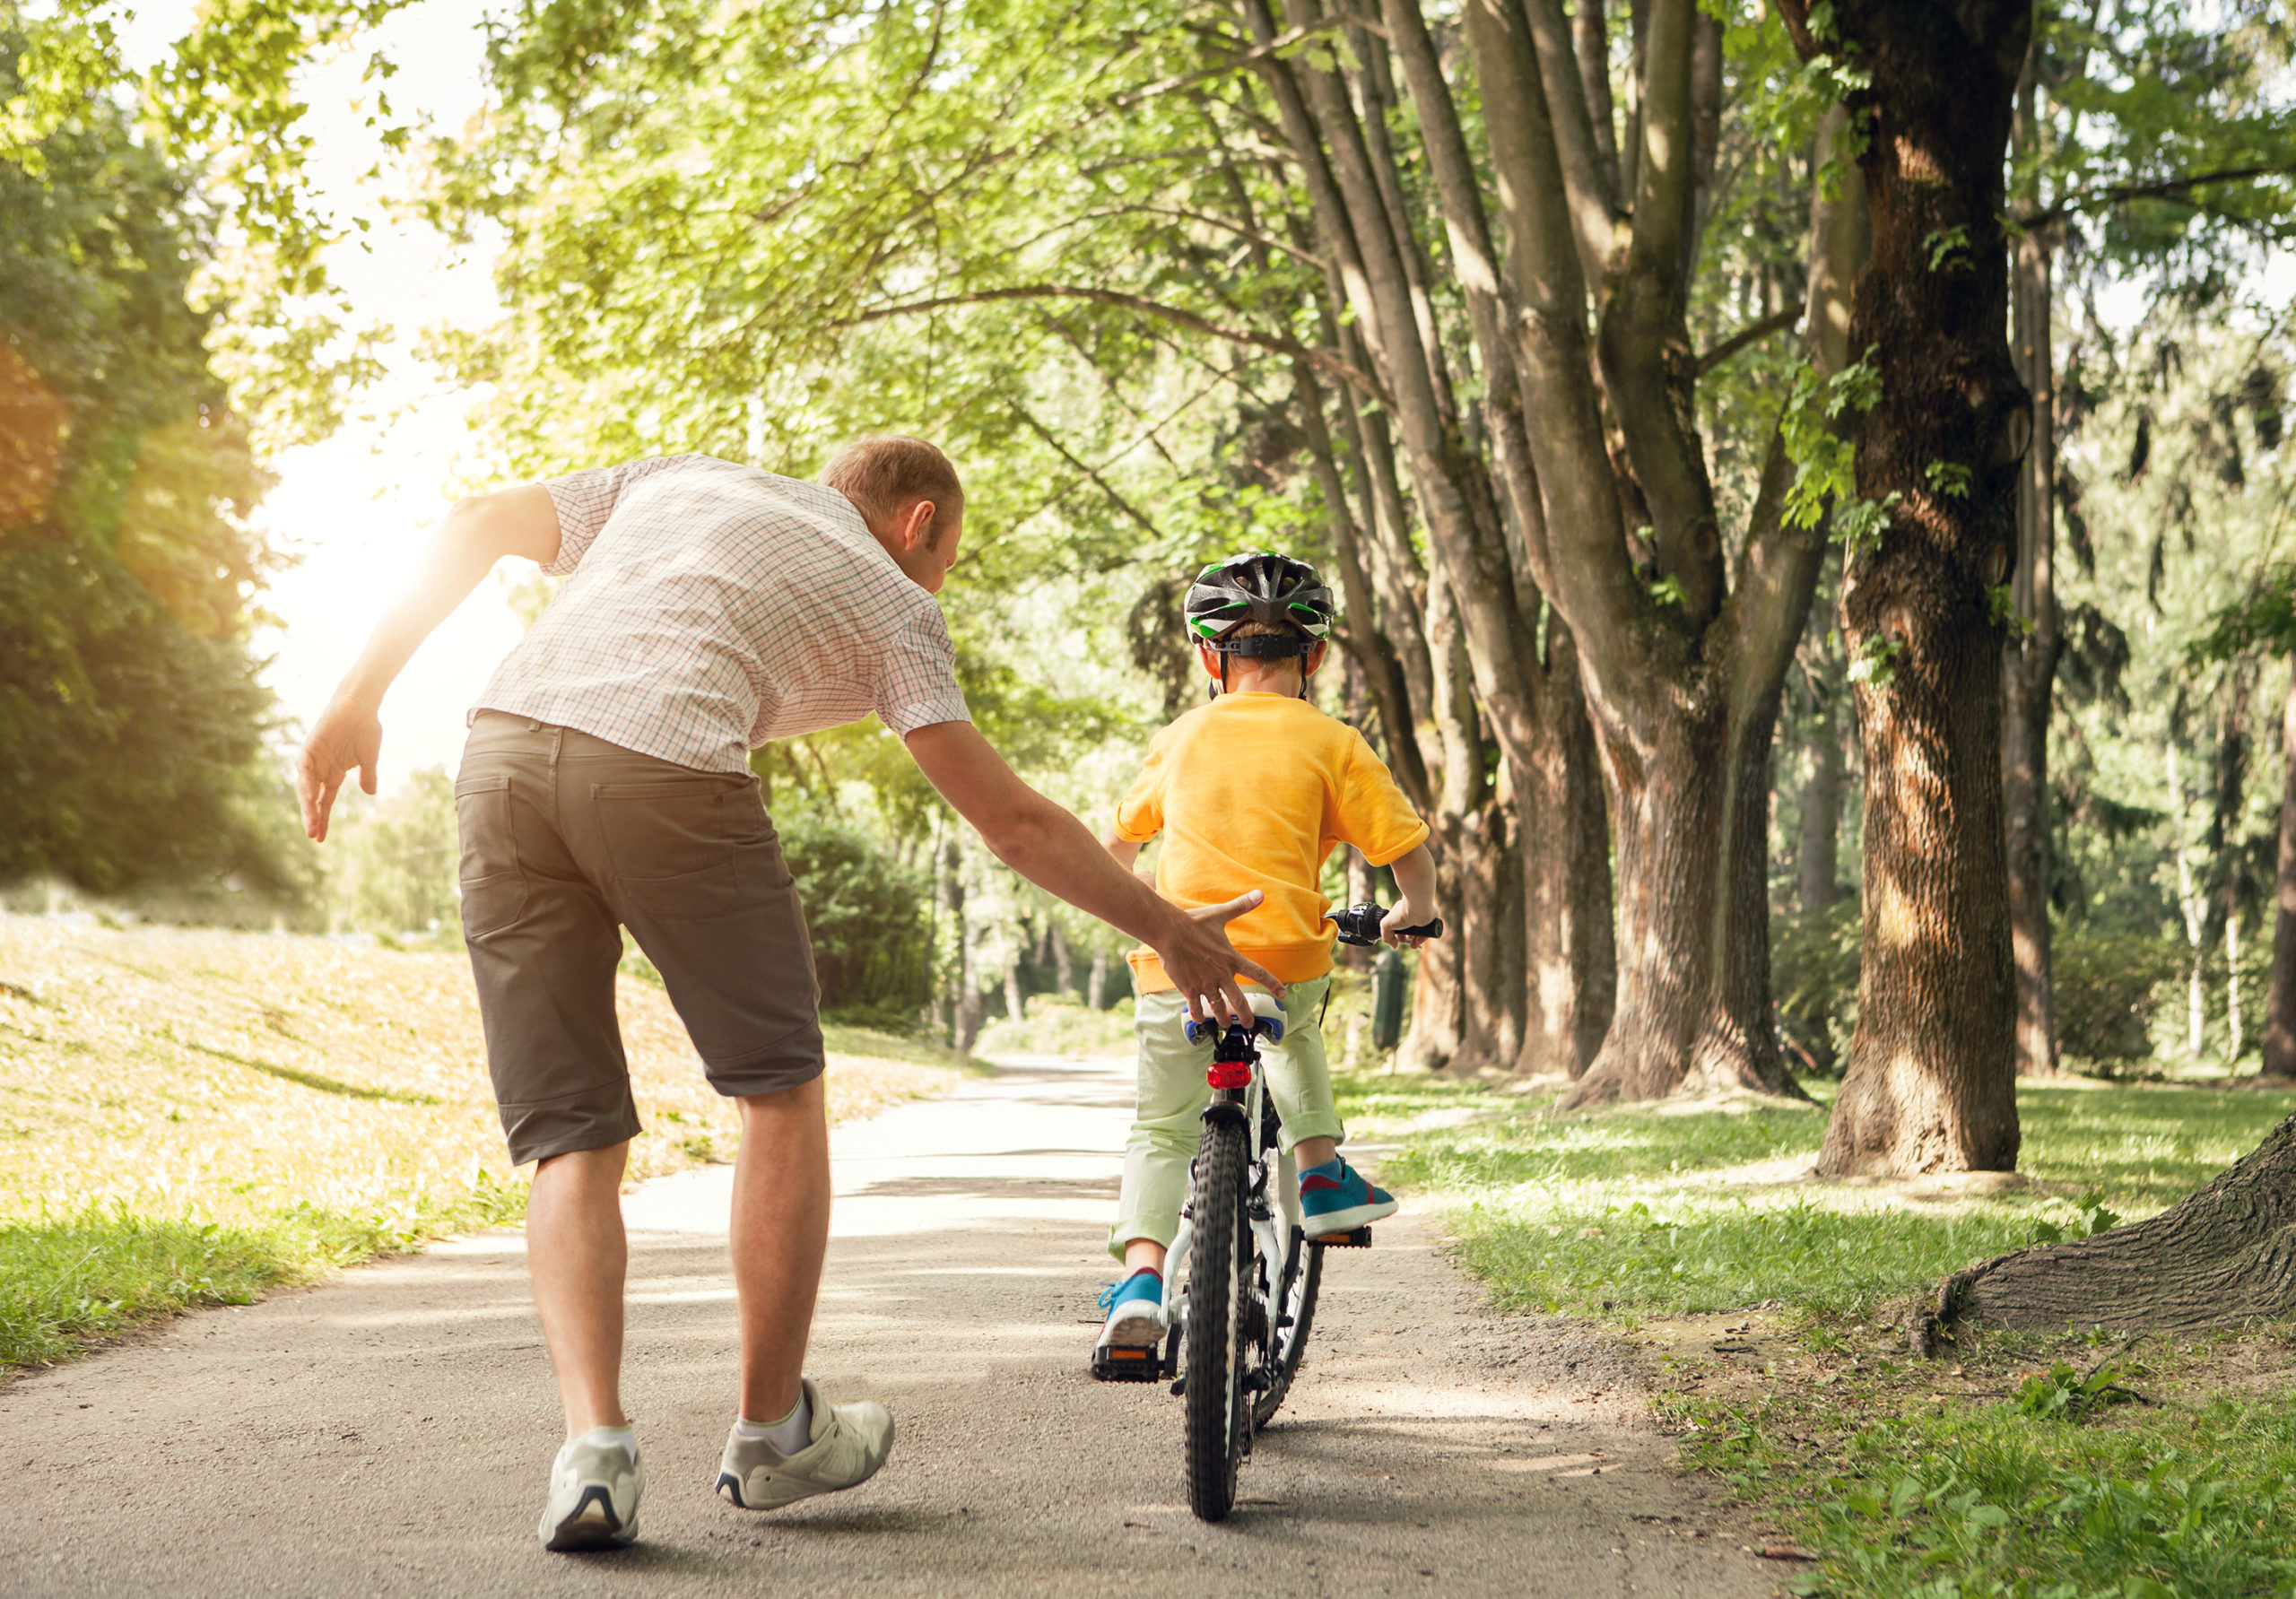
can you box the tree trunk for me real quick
[1796,0,2031,1177]
[1087,946,1109,1012]
[1798,675,1843,911]
[1517,629,1617,1077]
[945,839,983,1051]
[2265,657,2296,1076]
[1049,920,1075,996]
[2170,742,2208,1061]
[2002,170,2063,1077]
[1004,948,1025,1026]
[1929,1110,2296,1338]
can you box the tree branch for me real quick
[1112,17,1352,107]
[828,283,1388,403]
[1695,306,1800,375]
[2017,162,2296,229]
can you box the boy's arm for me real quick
[1378,841,1439,949]
[1100,830,1144,875]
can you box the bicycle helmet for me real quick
[1183,551,1335,658]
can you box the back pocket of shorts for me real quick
[595,777,764,920]
[454,775,527,939]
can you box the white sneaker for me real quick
[716,1378,894,1511]
[538,1430,644,1551]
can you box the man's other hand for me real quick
[298,695,382,841]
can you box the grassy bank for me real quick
[0,916,976,1368]
[1332,1066,2296,1597]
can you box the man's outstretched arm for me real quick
[295,485,561,841]
[905,720,1280,1028]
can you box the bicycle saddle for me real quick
[1183,988,1287,1045]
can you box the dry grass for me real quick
[0,915,965,1228]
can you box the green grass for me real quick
[1335,1072,2296,1323]
[0,1174,526,1368]
[1677,1342,2296,1599]
[820,1021,997,1075]
[1332,1067,2296,1598]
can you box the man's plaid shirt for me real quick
[470,454,971,772]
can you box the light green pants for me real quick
[1109,977,1344,1260]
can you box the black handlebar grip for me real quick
[1330,903,1444,945]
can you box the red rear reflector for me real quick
[1206,1062,1252,1090]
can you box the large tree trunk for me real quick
[1518,630,1617,1077]
[2264,656,2296,1077]
[1929,1111,2296,1338]
[1795,0,2030,1178]
[2003,195,2064,1078]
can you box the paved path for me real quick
[3,1056,1775,1597]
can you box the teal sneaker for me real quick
[1095,1269,1165,1349]
[1300,1159,1397,1238]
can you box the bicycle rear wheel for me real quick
[1251,1229,1322,1429]
[1183,1116,1251,1521]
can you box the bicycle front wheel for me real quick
[1183,1115,1251,1521]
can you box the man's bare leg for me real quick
[527,1142,631,1435]
[731,1076,832,1423]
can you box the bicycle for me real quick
[1090,902,1442,1522]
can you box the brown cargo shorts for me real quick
[455,712,823,1165]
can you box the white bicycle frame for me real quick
[1162,995,1303,1332]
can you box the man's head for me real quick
[1183,551,1335,698]
[822,434,965,594]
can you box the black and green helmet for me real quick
[1183,551,1335,656]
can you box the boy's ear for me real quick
[1303,640,1329,677]
[1198,642,1223,680]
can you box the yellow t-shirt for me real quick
[1114,692,1430,992]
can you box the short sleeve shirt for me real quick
[1113,692,1429,989]
[471,455,971,772]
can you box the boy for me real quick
[1093,551,1439,1360]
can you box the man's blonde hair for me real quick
[821,434,964,532]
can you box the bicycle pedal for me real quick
[1091,1344,1166,1382]
[1314,1226,1373,1247]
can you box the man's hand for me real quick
[297,694,382,841]
[1161,891,1284,1030]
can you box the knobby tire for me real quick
[1184,1117,1250,1521]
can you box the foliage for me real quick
[2052,928,2185,1066]
[1771,899,1862,1075]
[0,39,294,900]
[775,808,935,1031]
[326,767,458,937]
[4,0,409,445]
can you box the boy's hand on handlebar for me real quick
[1379,895,1433,949]
[1161,890,1285,1029]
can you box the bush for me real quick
[1770,899,1862,1076]
[2053,927,2183,1067]
[777,811,934,1031]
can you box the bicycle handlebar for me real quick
[1329,902,1444,947]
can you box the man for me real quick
[295,439,1278,1551]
